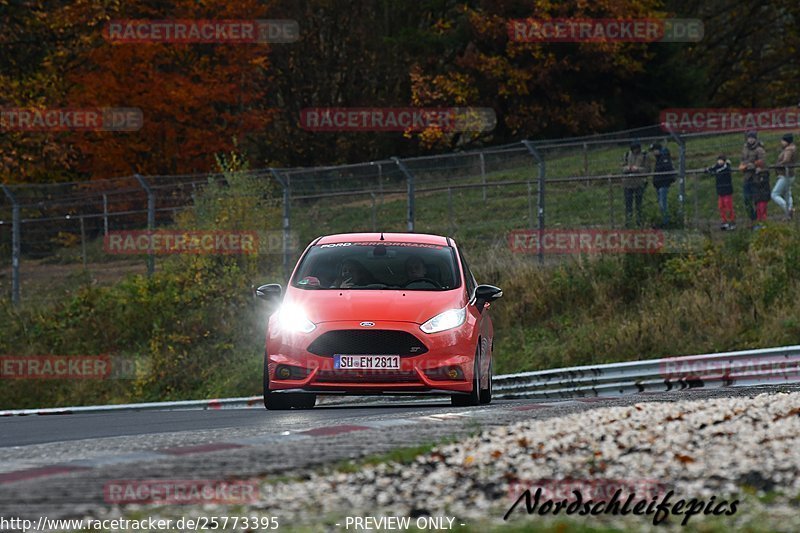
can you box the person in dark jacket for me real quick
[706,155,735,230]
[650,143,676,227]
[739,130,766,225]
[753,159,771,225]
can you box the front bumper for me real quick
[266,320,476,394]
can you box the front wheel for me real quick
[264,390,317,410]
[263,390,292,410]
[263,357,316,410]
[480,358,492,405]
[451,346,481,407]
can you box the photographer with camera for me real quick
[706,155,735,230]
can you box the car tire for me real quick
[293,393,317,409]
[263,356,317,410]
[451,346,481,407]
[263,356,290,410]
[263,390,292,410]
[480,358,492,405]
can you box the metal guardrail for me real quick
[0,396,264,416]
[493,345,800,400]
[3,346,799,415]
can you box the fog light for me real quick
[423,365,465,381]
[275,364,311,380]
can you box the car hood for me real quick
[285,288,465,324]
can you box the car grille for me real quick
[315,370,419,383]
[306,330,428,357]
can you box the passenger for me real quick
[332,259,373,288]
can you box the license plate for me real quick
[334,355,401,370]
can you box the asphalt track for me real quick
[1,385,797,522]
[0,400,466,448]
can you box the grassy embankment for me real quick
[2,131,799,408]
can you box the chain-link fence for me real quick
[2,126,796,305]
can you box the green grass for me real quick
[329,440,448,474]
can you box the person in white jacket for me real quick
[771,133,796,220]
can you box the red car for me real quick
[256,232,502,410]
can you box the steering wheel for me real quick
[403,277,442,289]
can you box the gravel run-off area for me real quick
[118,391,800,531]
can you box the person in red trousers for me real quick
[705,155,735,230]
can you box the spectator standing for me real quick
[753,160,771,226]
[739,130,766,226]
[771,133,796,220]
[622,140,649,228]
[706,155,735,230]
[650,143,677,227]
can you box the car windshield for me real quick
[291,242,460,291]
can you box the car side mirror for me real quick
[473,284,503,308]
[255,283,283,306]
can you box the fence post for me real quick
[527,182,533,230]
[1,185,20,306]
[667,131,686,227]
[102,194,109,236]
[135,174,155,277]
[522,141,545,265]
[370,192,377,231]
[373,161,384,207]
[271,169,292,283]
[583,142,589,177]
[392,157,415,232]
[480,152,487,202]
[79,215,87,269]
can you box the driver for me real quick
[405,255,427,282]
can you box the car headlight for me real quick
[277,304,316,334]
[420,307,466,334]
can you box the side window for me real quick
[458,248,476,296]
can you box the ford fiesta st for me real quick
[255,233,502,410]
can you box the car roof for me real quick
[315,233,451,246]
